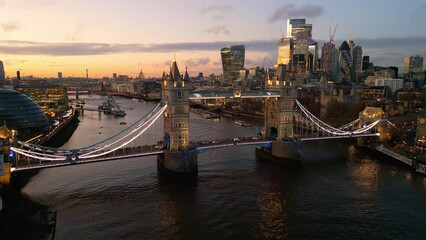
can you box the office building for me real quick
[15,86,69,114]
[321,42,339,80]
[349,40,362,82]
[221,45,245,84]
[339,41,353,81]
[285,18,317,73]
[362,56,370,71]
[277,38,294,69]
[404,55,423,73]
[58,72,62,79]
[0,60,5,85]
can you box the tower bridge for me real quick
[1,60,384,179]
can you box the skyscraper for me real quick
[362,56,370,71]
[339,41,353,81]
[285,18,317,73]
[349,40,362,82]
[321,42,339,80]
[404,55,424,73]
[0,61,5,85]
[277,37,294,70]
[221,45,245,84]
[58,72,63,79]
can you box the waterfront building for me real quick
[221,45,245,84]
[15,86,69,114]
[0,89,49,134]
[404,55,423,73]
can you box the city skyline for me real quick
[0,0,425,78]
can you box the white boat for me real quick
[234,120,251,127]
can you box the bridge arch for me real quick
[269,127,278,139]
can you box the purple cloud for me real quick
[204,25,230,35]
[268,3,324,22]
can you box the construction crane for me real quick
[329,24,338,44]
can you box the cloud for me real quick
[200,4,233,14]
[268,3,324,22]
[67,23,85,41]
[212,15,225,20]
[1,20,21,32]
[184,57,210,67]
[0,37,424,69]
[204,25,230,35]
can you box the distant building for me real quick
[349,40,362,82]
[113,73,117,80]
[138,69,145,80]
[286,18,317,73]
[362,56,370,71]
[277,37,294,69]
[321,42,339,80]
[404,55,423,73]
[0,60,5,85]
[374,78,404,94]
[221,45,245,84]
[58,72,63,79]
[339,41,353,81]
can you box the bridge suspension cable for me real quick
[295,100,380,136]
[79,104,167,159]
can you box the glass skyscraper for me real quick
[404,55,424,73]
[221,45,245,84]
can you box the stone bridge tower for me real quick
[264,64,296,140]
[257,64,300,164]
[158,59,198,175]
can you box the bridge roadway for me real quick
[11,138,272,172]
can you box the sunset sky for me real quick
[0,0,425,78]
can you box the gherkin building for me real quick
[0,89,49,133]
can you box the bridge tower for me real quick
[158,59,198,175]
[0,123,15,186]
[358,107,390,145]
[256,64,301,163]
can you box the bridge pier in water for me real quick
[158,59,198,176]
[256,65,301,164]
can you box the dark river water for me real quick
[16,95,426,239]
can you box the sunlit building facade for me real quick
[277,38,294,69]
[404,55,424,73]
[221,45,245,84]
[15,86,69,114]
[285,18,317,73]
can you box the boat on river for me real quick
[234,120,251,127]
[98,96,126,116]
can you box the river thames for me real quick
[17,95,426,239]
